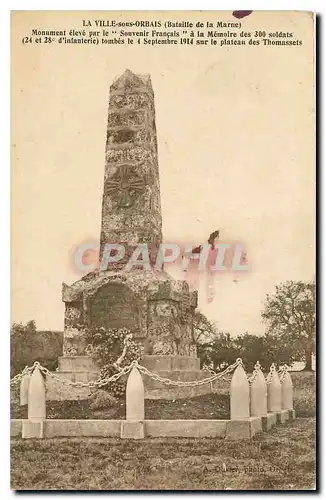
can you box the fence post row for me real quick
[14,358,293,440]
[231,361,293,420]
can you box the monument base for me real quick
[46,355,212,401]
[62,269,198,359]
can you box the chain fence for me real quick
[11,357,289,390]
[266,363,276,385]
[10,365,34,386]
[136,358,241,387]
[10,358,243,390]
[278,364,289,383]
[10,361,133,389]
[248,361,262,384]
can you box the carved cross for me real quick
[105,165,145,207]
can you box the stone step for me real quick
[52,369,207,388]
[58,355,200,373]
[45,367,214,401]
[49,354,211,401]
[46,372,96,401]
[52,371,99,383]
[58,356,98,372]
[141,369,205,389]
[145,383,212,400]
[140,355,200,372]
[141,369,213,399]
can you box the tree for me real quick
[262,280,316,370]
[206,332,239,371]
[11,320,37,335]
[233,332,301,372]
[193,312,221,368]
[261,332,301,369]
[233,333,265,372]
[193,311,218,344]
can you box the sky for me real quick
[11,11,315,335]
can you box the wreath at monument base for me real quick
[83,326,141,398]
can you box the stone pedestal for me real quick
[276,409,290,424]
[261,412,277,431]
[225,417,262,440]
[121,421,144,439]
[47,353,211,401]
[63,270,197,357]
[53,268,205,401]
[139,354,211,399]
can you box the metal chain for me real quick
[204,364,237,377]
[201,366,233,393]
[10,361,133,388]
[134,359,241,387]
[113,333,133,372]
[10,358,242,389]
[266,363,277,385]
[249,361,262,384]
[278,364,289,383]
[265,363,289,384]
[38,361,133,388]
[10,365,33,385]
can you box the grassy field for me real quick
[10,371,316,491]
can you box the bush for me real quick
[11,328,63,376]
[197,329,310,373]
[293,387,316,418]
[89,390,118,411]
[291,371,316,418]
[83,326,141,399]
[290,371,316,389]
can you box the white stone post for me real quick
[267,365,282,412]
[28,366,46,421]
[281,371,293,410]
[230,363,250,420]
[20,372,31,406]
[22,365,46,439]
[250,363,267,417]
[126,366,144,420]
[122,365,145,439]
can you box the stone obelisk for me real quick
[100,69,162,268]
[55,71,206,401]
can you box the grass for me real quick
[11,418,315,490]
[10,370,316,491]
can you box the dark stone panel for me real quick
[89,282,142,335]
[107,110,146,128]
[64,302,83,328]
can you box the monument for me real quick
[49,70,207,400]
